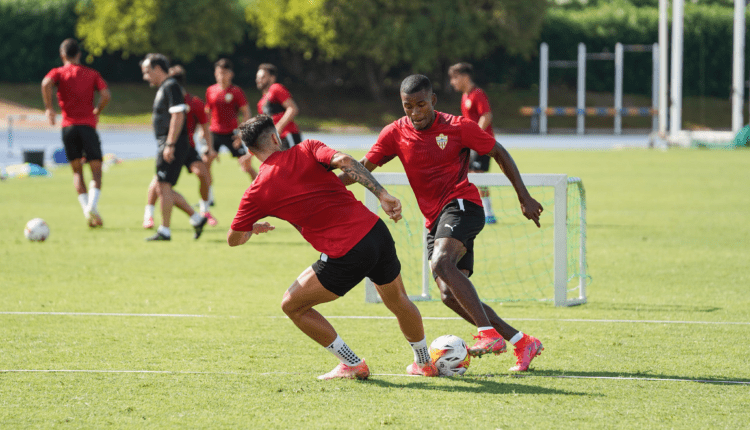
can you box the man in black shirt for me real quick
[140,53,207,241]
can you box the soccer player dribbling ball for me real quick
[227,115,439,380]
[341,75,545,372]
[42,38,111,228]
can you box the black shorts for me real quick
[155,137,189,186]
[184,146,202,170]
[212,132,248,158]
[62,125,103,162]
[469,150,491,172]
[281,132,302,150]
[312,219,401,296]
[426,199,486,277]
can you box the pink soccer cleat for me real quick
[509,334,543,372]
[202,211,218,227]
[468,332,507,357]
[406,361,439,377]
[143,216,154,229]
[317,359,370,380]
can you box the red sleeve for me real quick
[474,90,491,116]
[460,117,496,155]
[205,88,212,112]
[270,84,291,103]
[230,188,264,232]
[366,123,398,166]
[192,97,207,124]
[304,139,337,168]
[44,68,60,84]
[94,71,108,91]
[234,87,248,108]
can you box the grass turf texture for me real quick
[1,148,749,428]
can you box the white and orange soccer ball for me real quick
[429,335,471,376]
[24,218,50,242]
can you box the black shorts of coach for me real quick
[469,149,491,172]
[212,132,248,158]
[62,125,103,162]
[426,198,486,278]
[184,146,202,169]
[155,137,189,186]
[312,218,402,296]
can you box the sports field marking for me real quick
[323,316,750,325]
[0,312,213,318]
[1,369,747,385]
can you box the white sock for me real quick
[78,193,89,214]
[509,332,524,345]
[409,337,430,365]
[87,187,100,213]
[208,186,214,203]
[199,199,209,213]
[325,335,362,366]
[481,197,493,216]
[157,225,170,237]
[190,212,203,226]
[477,326,494,333]
[144,204,155,219]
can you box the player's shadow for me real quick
[366,376,592,396]
[530,369,750,386]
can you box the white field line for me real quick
[1,369,747,385]
[0,312,213,318]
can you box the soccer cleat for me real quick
[406,361,439,377]
[143,216,155,229]
[468,332,507,357]
[202,211,218,226]
[87,210,103,228]
[509,335,543,372]
[317,359,370,380]
[485,215,497,225]
[146,231,171,241]
[193,216,208,239]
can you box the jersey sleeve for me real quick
[94,71,108,91]
[192,97,207,124]
[270,84,292,104]
[230,190,264,232]
[366,123,398,166]
[234,87,248,108]
[460,117,496,155]
[44,68,60,84]
[304,139,337,169]
[166,81,188,114]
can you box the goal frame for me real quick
[364,173,587,307]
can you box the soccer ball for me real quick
[429,335,471,376]
[24,218,50,242]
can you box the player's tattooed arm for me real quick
[332,152,385,198]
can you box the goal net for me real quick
[363,173,588,307]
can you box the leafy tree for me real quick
[76,0,247,62]
[246,0,547,99]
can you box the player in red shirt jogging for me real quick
[341,75,545,372]
[449,62,497,224]
[227,115,439,380]
[204,58,256,205]
[142,66,217,229]
[41,38,111,228]
[255,63,302,149]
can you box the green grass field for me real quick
[1,148,749,428]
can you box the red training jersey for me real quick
[44,63,108,128]
[461,87,493,135]
[257,83,300,138]
[231,140,379,259]
[205,84,247,134]
[366,112,496,229]
[185,92,207,148]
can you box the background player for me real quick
[41,38,110,228]
[228,115,438,380]
[255,63,302,149]
[341,74,545,372]
[449,62,497,224]
[205,58,256,205]
[140,53,207,241]
[142,65,217,229]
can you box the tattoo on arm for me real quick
[341,158,385,197]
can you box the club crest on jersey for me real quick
[436,133,448,150]
[464,99,472,110]
[224,93,234,103]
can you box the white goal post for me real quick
[364,173,587,307]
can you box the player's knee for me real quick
[430,255,456,281]
[280,292,296,318]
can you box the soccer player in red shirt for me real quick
[449,62,497,224]
[204,58,256,204]
[142,65,217,229]
[227,115,439,380]
[255,63,302,149]
[41,38,111,228]
[342,75,545,372]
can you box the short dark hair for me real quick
[448,62,473,77]
[258,63,278,77]
[60,38,79,59]
[142,53,170,73]
[169,65,186,86]
[215,58,233,71]
[239,115,276,150]
[400,74,432,95]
